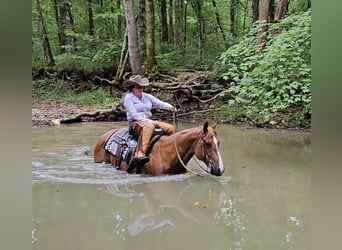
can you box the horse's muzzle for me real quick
[209,162,224,176]
[210,167,223,176]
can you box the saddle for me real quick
[104,127,164,174]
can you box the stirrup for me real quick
[135,156,150,166]
[127,157,150,174]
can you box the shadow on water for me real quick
[32,122,310,250]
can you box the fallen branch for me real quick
[60,109,126,124]
[192,90,227,103]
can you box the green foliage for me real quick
[155,44,185,70]
[33,80,118,107]
[32,0,311,128]
[217,11,311,128]
[72,88,116,106]
[156,43,221,71]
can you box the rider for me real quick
[123,75,177,166]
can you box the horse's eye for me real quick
[205,142,212,148]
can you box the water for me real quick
[32,122,311,250]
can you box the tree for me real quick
[160,0,169,43]
[274,0,288,22]
[268,0,275,22]
[138,0,147,59]
[34,0,55,66]
[145,0,157,71]
[230,0,236,37]
[251,0,259,23]
[190,0,205,59]
[87,0,94,36]
[256,0,270,53]
[168,0,174,43]
[212,0,226,42]
[117,0,124,38]
[58,0,75,53]
[114,28,129,83]
[174,0,185,50]
[123,0,143,75]
[52,0,62,53]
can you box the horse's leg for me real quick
[119,161,129,172]
[109,154,116,167]
[94,129,117,163]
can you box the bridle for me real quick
[173,133,212,175]
[198,135,214,169]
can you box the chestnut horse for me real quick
[94,121,225,176]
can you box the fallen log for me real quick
[60,109,126,124]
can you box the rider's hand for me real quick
[170,106,177,112]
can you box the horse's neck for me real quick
[174,128,201,163]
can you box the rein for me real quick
[173,111,179,132]
[173,134,210,176]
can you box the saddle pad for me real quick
[104,127,130,155]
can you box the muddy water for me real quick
[32,122,311,250]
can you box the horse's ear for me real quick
[203,121,209,135]
[212,121,218,129]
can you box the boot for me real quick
[134,122,154,166]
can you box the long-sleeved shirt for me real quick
[123,91,173,122]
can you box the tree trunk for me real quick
[242,0,248,35]
[160,0,169,43]
[144,0,157,71]
[117,0,123,38]
[268,0,275,23]
[34,0,55,66]
[123,0,143,75]
[59,0,75,53]
[87,0,95,36]
[183,1,188,50]
[256,0,270,54]
[168,0,174,43]
[114,29,129,83]
[212,0,226,42]
[138,0,146,60]
[174,0,184,50]
[251,0,259,23]
[230,0,235,37]
[191,0,204,60]
[53,0,62,53]
[274,0,288,22]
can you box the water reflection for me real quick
[100,176,248,249]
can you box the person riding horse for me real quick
[123,75,177,167]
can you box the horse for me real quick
[93,121,225,176]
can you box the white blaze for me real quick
[214,136,225,173]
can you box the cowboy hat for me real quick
[123,75,150,89]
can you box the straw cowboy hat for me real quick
[123,75,150,89]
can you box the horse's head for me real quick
[194,121,225,176]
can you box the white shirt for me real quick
[123,92,173,122]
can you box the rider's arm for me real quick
[147,93,175,111]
